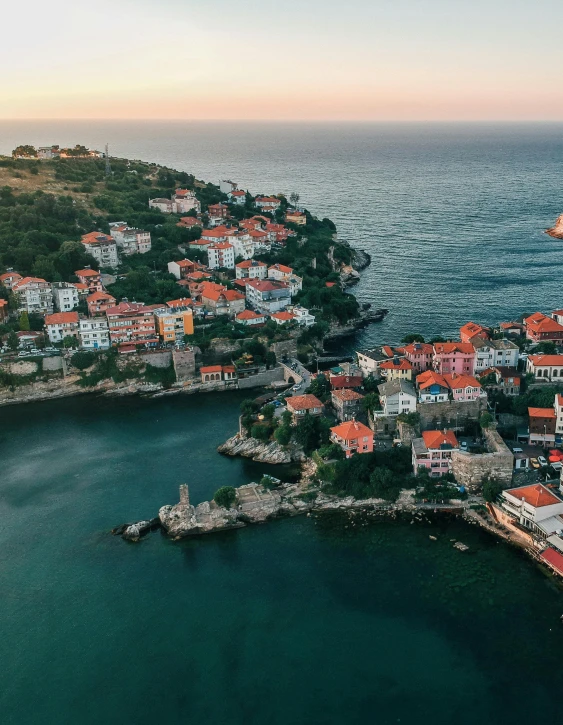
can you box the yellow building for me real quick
[285,210,307,225]
[155,308,194,342]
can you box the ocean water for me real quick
[1,394,563,725]
[1,120,562,346]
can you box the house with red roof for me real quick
[271,311,296,325]
[331,389,365,422]
[285,210,307,225]
[268,263,293,282]
[255,196,281,212]
[81,232,119,269]
[236,309,266,326]
[235,259,267,280]
[12,277,54,315]
[528,405,556,445]
[208,203,229,225]
[200,284,245,316]
[460,321,490,344]
[0,271,22,290]
[402,342,434,373]
[167,259,199,280]
[208,242,235,270]
[499,484,563,540]
[330,374,363,390]
[176,216,200,229]
[106,301,158,348]
[526,354,563,382]
[227,189,246,205]
[412,430,459,476]
[75,268,103,292]
[432,342,475,376]
[330,419,373,458]
[87,290,116,318]
[245,279,291,314]
[286,394,323,421]
[415,370,450,403]
[524,312,563,342]
[44,311,79,344]
[443,373,484,402]
[379,356,413,381]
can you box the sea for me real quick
[1,122,563,724]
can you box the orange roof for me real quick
[380,358,413,371]
[12,276,47,288]
[433,342,475,354]
[222,365,236,373]
[229,189,246,196]
[87,290,115,302]
[44,312,79,325]
[528,355,563,367]
[443,373,481,389]
[330,419,373,441]
[200,365,222,373]
[524,312,563,333]
[500,321,523,330]
[74,283,89,291]
[528,407,556,419]
[223,290,244,301]
[332,389,364,401]
[236,259,267,269]
[416,370,448,390]
[178,216,200,226]
[236,309,264,320]
[286,394,323,411]
[75,268,100,277]
[505,484,561,508]
[403,342,434,355]
[0,272,21,282]
[166,298,193,309]
[271,311,295,321]
[0,299,8,307]
[422,430,458,450]
[208,242,233,250]
[81,232,113,245]
[256,196,280,204]
[460,321,488,339]
[246,279,288,292]
[269,263,293,274]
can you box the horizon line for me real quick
[2,118,563,124]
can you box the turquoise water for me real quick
[1,394,563,724]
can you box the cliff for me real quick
[546,214,563,239]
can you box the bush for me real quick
[214,486,237,509]
[71,350,97,370]
[482,479,503,503]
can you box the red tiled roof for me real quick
[286,394,323,412]
[44,312,79,325]
[403,342,434,355]
[12,276,48,289]
[271,311,295,321]
[433,342,475,354]
[528,355,563,367]
[200,365,222,373]
[330,375,363,388]
[236,259,267,269]
[505,484,561,508]
[524,312,563,333]
[443,373,481,390]
[87,290,115,303]
[528,407,556,419]
[75,268,100,277]
[236,309,264,320]
[268,263,293,274]
[331,419,372,441]
[380,358,413,371]
[166,298,193,309]
[332,389,364,401]
[540,548,563,575]
[416,370,449,390]
[422,430,458,449]
[246,279,288,292]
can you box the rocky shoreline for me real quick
[217,434,306,464]
[546,213,563,239]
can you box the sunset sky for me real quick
[3,0,562,121]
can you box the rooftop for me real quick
[286,394,323,411]
[504,484,561,508]
[331,419,372,440]
[421,429,459,450]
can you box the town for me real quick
[2,147,563,580]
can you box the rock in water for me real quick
[546,214,563,239]
[218,435,304,464]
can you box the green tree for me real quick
[362,392,380,413]
[62,335,78,348]
[71,351,97,370]
[214,486,237,509]
[480,412,494,429]
[401,333,425,344]
[7,331,18,351]
[369,467,401,501]
[482,478,503,502]
[262,403,275,421]
[12,145,37,158]
[274,425,292,446]
[18,311,30,331]
[293,413,321,453]
[537,341,557,355]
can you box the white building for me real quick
[356,348,388,377]
[52,283,79,312]
[173,189,201,214]
[12,277,54,315]
[376,380,417,417]
[81,233,119,269]
[219,180,238,194]
[44,312,79,344]
[292,306,315,326]
[255,196,281,212]
[207,243,235,270]
[472,338,519,373]
[500,484,563,540]
[79,317,110,349]
[235,260,268,280]
[245,279,291,314]
[231,233,254,260]
[228,189,246,205]
[268,263,293,282]
[110,224,151,255]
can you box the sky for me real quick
[2,0,563,121]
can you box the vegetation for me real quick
[479,412,494,428]
[482,478,504,503]
[213,486,237,509]
[70,350,97,370]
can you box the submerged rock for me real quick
[546,214,563,239]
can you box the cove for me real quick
[1,393,563,725]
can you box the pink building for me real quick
[443,373,485,401]
[433,342,475,375]
[412,430,459,477]
[402,342,434,373]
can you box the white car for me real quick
[538,456,548,467]
[18,351,30,357]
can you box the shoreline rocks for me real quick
[217,435,305,464]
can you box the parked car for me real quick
[551,461,562,471]
[538,456,548,467]
[17,351,30,357]
[292,384,300,391]
[460,441,468,449]
[530,458,540,469]
[44,347,57,353]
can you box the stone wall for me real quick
[369,413,397,437]
[451,428,514,491]
[418,399,485,430]
[139,350,172,368]
[173,348,196,382]
[270,339,298,359]
[237,367,285,389]
[42,356,63,372]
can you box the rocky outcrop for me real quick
[340,264,361,286]
[351,249,371,271]
[546,214,563,239]
[217,435,305,463]
[159,482,312,539]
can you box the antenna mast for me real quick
[105,143,111,176]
